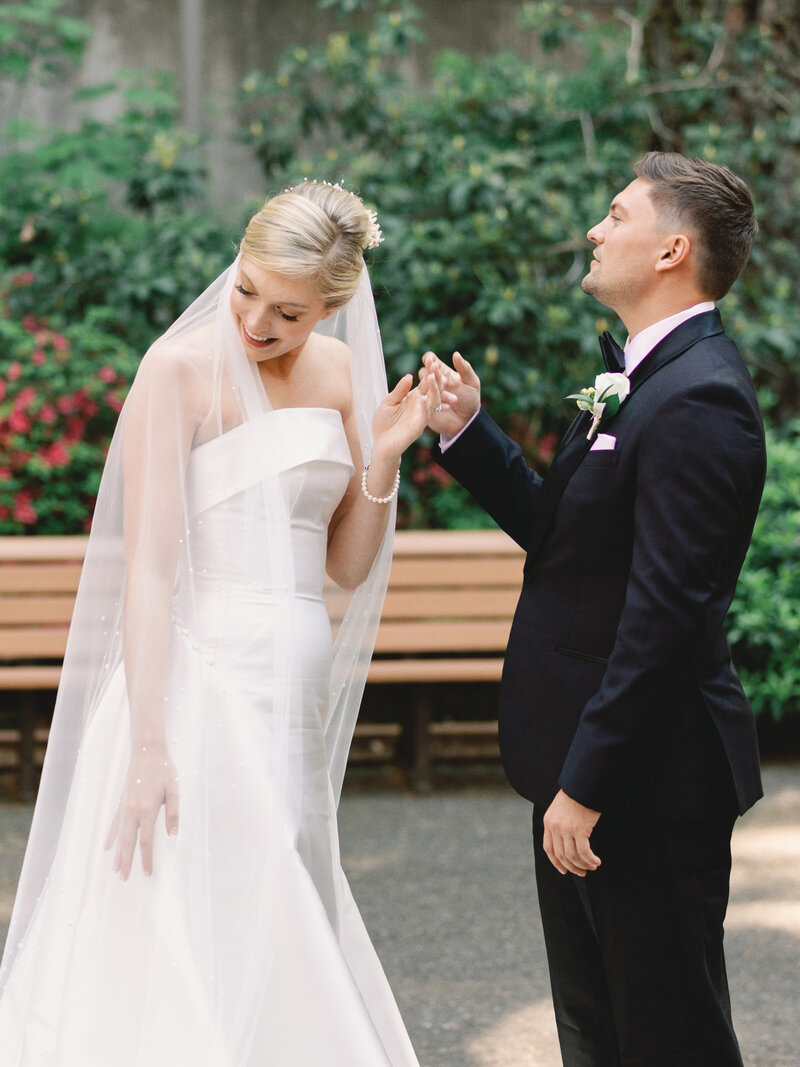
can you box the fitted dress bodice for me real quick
[172,407,354,673]
[182,405,353,597]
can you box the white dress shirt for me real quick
[622,302,715,375]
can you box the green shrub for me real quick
[728,420,800,722]
[0,70,233,354]
[0,1,235,533]
[237,0,800,525]
[0,0,89,82]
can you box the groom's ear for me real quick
[655,233,692,273]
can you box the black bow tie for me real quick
[599,331,625,373]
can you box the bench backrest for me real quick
[0,537,88,663]
[370,529,523,655]
[1,530,525,666]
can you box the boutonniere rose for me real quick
[566,372,630,441]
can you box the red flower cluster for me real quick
[410,445,454,489]
[0,288,136,533]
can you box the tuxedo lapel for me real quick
[527,311,725,562]
[628,310,724,394]
[527,411,594,558]
[559,408,592,451]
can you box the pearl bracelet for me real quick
[361,464,400,504]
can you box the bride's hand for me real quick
[420,351,481,437]
[105,745,179,880]
[371,370,450,464]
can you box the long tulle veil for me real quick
[0,256,396,1058]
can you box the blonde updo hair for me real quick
[239,181,383,309]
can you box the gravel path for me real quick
[2,763,798,1065]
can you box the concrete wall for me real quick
[2,0,578,205]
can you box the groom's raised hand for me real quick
[419,351,481,438]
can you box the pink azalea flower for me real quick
[7,362,22,382]
[32,349,46,366]
[42,442,70,467]
[538,432,558,464]
[12,492,37,524]
[15,386,37,410]
[429,464,452,488]
[99,366,116,383]
[65,417,85,441]
[9,410,30,434]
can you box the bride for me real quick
[0,181,441,1065]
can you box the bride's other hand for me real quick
[420,351,481,437]
[371,369,447,463]
[105,746,180,879]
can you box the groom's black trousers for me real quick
[532,807,743,1067]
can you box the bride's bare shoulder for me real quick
[142,323,215,375]
[130,325,216,421]
[306,334,352,410]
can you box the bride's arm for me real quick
[326,370,441,589]
[106,347,201,879]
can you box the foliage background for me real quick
[1,0,798,719]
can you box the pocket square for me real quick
[590,433,616,452]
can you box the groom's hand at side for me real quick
[419,351,481,438]
[543,789,601,877]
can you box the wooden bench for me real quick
[0,537,85,801]
[358,529,523,788]
[0,530,523,797]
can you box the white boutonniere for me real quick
[566,372,630,441]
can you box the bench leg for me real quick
[410,686,433,794]
[18,692,37,803]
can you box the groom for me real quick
[425,152,764,1065]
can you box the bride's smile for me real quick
[230,259,332,363]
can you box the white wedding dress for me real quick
[0,407,418,1067]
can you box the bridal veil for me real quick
[0,226,397,1060]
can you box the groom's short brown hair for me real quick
[634,151,758,301]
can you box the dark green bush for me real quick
[0,1,237,532]
[0,72,233,354]
[237,0,800,523]
[727,420,800,723]
[1,0,234,354]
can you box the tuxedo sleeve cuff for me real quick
[433,407,503,475]
[439,409,481,453]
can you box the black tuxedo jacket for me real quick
[435,311,765,818]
